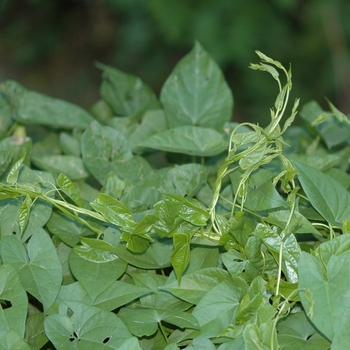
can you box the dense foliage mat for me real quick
[1,42,349,349]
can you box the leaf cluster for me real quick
[1,42,350,349]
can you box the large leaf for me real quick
[1,80,93,129]
[190,277,248,338]
[81,121,152,185]
[45,301,141,349]
[121,164,208,213]
[32,154,89,180]
[160,267,230,304]
[292,160,350,225]
[93,281,152,311]
[97,62,160,116]
[69,246,127,302]
[108,109,168,153]
[139,125,227,156]
[160,42,233,131]
[277,311,331,350]
[0,227,62,312]
[299,245,350,347]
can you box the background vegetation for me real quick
[0,0,349,122]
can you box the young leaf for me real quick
[57,173,83,206]
[160,41,233,131]
[18,195,32,234]
[171,232,191,283]
[6,154,25,184]
[139,125,227,157]
[97,62,160,116]
[90,192,135,230]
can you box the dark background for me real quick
[0,0,349,123]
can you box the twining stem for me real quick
[0,183,106,236]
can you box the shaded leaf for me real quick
[2,80,93,129]
[140,126,227,157]
[97,62,160,115]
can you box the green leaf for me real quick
[140,126,227,157]
[119,307,199,337]
[113,237,172,269]
[292,160,350,225]
[46,210,96,247]
[82,121,152,185]
[254,223,301,283]
[191,277,248,338]
[0,264,28,339]
[90,192,135,230]
[2,80,93,129]
[18,195,32,234]
[243,320,277,350]
[160,42,233,131]
[230,168,286,211]
[97,62,160,115]
[45,301,140,349]
[300,100,350,149]
[264,209,321,236]
[121,164,208,213]
[93,281,152,311]
[69,246,127,302]
[6,153,25,184]
[25,312,48,350]
[299,235,350,346]
[171,232,191,283]
[160,267,230,304]
[32,154,89,180]
[0,329,30,350]
[59,131,81,157]
[0,227,62,312]
[277,311,331,350]
[56,173,83,206]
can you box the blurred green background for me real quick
[0,0,349,123]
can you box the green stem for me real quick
[158,322,169,344]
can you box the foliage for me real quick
[1,0,349,121]
[1,42,350,349]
